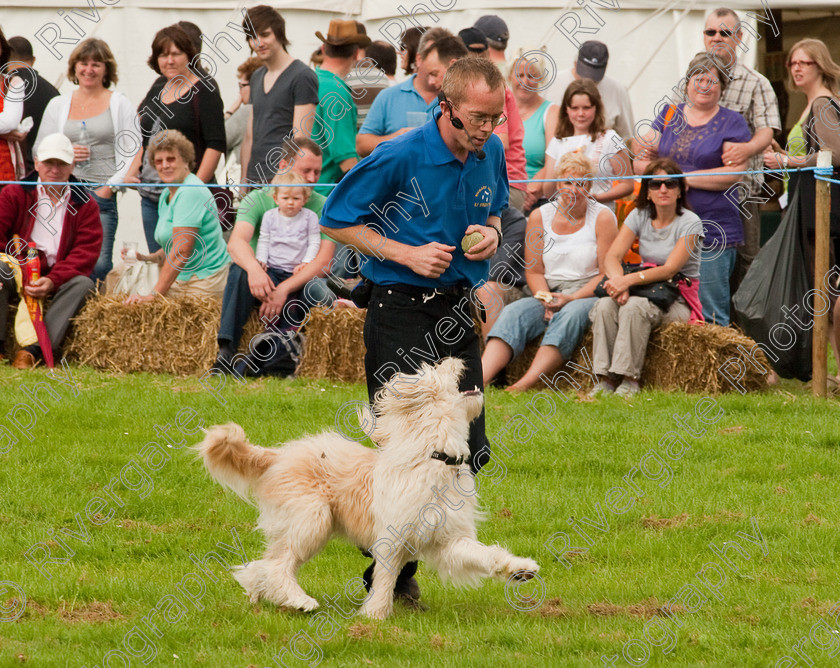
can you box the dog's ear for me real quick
[437,357,465,386]
[373,357,466,419]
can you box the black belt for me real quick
[372,282,484,321]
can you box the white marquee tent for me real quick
[2,1,838,252]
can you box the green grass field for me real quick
[1,363,838,668]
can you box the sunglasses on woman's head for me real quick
[649,178,680,190]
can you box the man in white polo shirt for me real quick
[0,133,101,368]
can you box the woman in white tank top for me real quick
[482,153,617,392]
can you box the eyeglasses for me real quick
[649,178,680,190]
[703,29,735,37]
[452,104,507,128]
[787,60,816,69]
[238,81,250,88]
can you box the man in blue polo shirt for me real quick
[321,56,508,614]
[355,36,468,157]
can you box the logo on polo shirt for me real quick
[474,186,492,208]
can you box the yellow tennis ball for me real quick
[461,231,484,253]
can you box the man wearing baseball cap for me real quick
[547,40,634,140]
[0,132,101,368]
[473,15,510,77]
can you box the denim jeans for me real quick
[217,264,314,349]
[90,191,118,284]
[488,295,597,361]
[140,195,162,253]
[699,246,737,326]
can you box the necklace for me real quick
[73,90,106,113]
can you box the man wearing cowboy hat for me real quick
[311,20,371,195]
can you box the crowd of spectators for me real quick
[0,6,838,390]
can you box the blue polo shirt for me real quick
[358,75,437,137]
[321,107,509,288]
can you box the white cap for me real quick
[36,133,74,164]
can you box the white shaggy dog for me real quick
[195,357,539,619]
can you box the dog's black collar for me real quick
[431,451,469,466]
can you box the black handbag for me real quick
[732,185,812,380]
[594,263,689,312]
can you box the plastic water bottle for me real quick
[77,121,90,167]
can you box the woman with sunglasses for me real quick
[481,152,617,392]
[540,78,633,210]
[634,52,751,326]
[588,159,704,397]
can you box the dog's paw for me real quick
[507,557,540,581]
[289,595,320,612]
[358,603,391,620]
[232,565,262,603]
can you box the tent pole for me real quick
[813,150,832,398]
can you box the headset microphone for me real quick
[439,93,486,160]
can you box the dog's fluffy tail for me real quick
[194,423,276,501]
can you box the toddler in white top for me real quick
[256,171,320,274]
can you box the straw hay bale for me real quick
[62,294,770,393]
[642,322,770,394]
[296,304,485,383]
[505,322,770,395]
[297,305,367,383]
[65,294,261,375]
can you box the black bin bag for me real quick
[732,184,812,381]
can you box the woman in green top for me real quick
[509,53,558,212]
[764,38,840,380]
[125,130,230,303]
[764,39,840,179]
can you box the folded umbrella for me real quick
[17,236,54,368]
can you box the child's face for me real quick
[274,187,307,217]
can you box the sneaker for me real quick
[588,379,615,398]
[615,378,641,397]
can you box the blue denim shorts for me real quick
[488,295,598,360]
